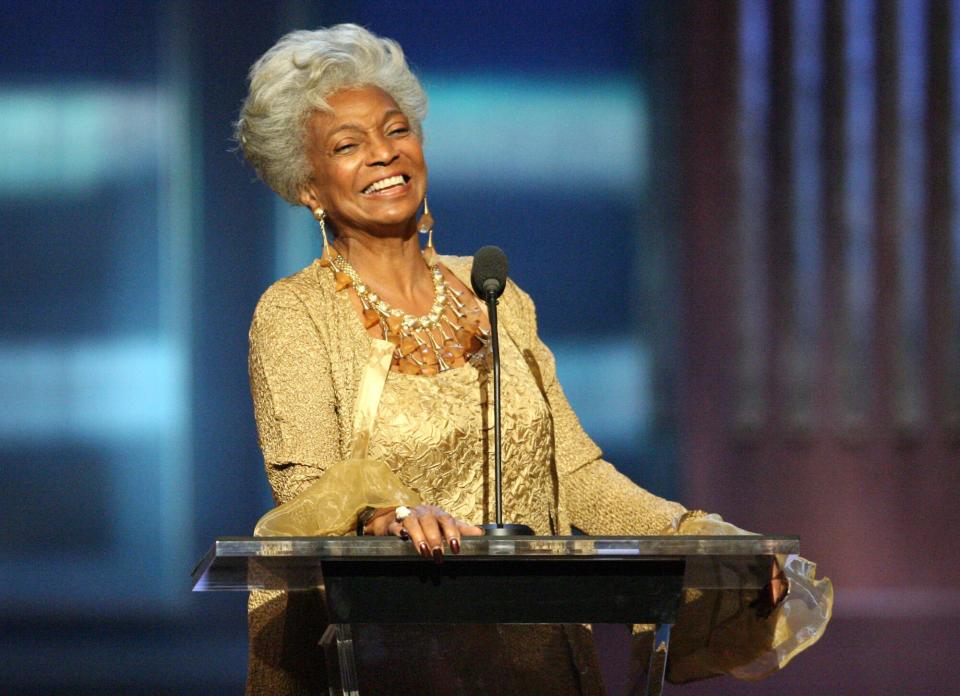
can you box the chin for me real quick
[370,206,419,229]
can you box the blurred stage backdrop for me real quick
[2,1,958,693]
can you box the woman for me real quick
[236,24,831,695]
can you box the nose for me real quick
[367,132,399,166]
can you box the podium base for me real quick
[479,523,535,536]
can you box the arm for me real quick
[508,284,831,685]
[249,281,340,504]
[563,459,685,535]
[504,282,685,534]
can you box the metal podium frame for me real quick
[192,535,797,695]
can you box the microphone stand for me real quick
[480,286,534,537]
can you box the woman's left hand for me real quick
[363,504,484,560]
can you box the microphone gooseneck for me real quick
[472,247,534,537]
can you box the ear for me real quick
[298,184,323,212]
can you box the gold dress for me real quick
[245,255,832,695]
[368,324,557,534]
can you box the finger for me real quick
[457,520,485,536]
[417,512,445,561]
[437,513,460,553]
[769,558,788,604]
[386,520,404,537]
[402,515,430,558]
[770,575,789,605]
[390,520,411,541]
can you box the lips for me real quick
[362,174,409,195]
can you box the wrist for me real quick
[356,506,377,536]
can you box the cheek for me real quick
[402,138,425,165]
[326,162,359,196]
[412,145,426,168]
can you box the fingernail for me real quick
[418,542,429,557]
[450,538,461,554]
[432,547,443,563]
[399,529,410,540]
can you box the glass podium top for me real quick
[192,535,798,592]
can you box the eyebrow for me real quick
[327,109,405,139]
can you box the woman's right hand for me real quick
[363,504,484,560]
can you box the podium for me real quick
[192,535,796,695]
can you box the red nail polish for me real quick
[450,538,461,554]
[432,547,443,563]
[418,542,429,557]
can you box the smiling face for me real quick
[299,86,427,237]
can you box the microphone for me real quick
[471,246,509,301]
[472,246,534,537]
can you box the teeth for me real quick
[364,175,405,194]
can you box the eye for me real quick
[388,125,410,137]
[333,142,357,154]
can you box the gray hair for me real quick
[235,24,428,205]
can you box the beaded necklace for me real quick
[330,252,489,375]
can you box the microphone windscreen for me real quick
[471,246,509,299]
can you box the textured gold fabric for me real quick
[348,338,395,460]
[244,255,831,695]
[251,336,422,538]
[563,458,685,535]
[245,254,683,528]
[243,256,653,694]
[246,256,616,695]
[368,328,556,534]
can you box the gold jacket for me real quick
[245,255,832,694]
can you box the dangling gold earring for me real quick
[419,196,436,265]
[314,207,333,266]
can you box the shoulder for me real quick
[437,253,472,282]
[439,253,535,306]
[251,259,332,335]
[439,253,538,338]
[500,278,537,341]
